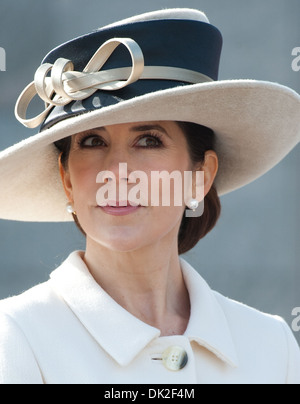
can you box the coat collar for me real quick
[50,251,238,368]
[180,258,238,367]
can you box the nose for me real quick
[102,162,129,184]
[101,145,130,183]
[96,161,129,206]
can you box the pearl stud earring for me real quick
[187,198,199,211]
[66,202,74,214]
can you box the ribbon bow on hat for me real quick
[15,37,213,129]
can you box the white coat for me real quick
[0,251,299,384]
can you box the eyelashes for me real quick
[76,132,164,149]
[78,134,105,148]
[135,133,164,148]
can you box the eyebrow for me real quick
[130,124,170,138]
[85,124,170,137]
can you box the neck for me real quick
[83,236,190,336]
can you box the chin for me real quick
[90,226,151,253]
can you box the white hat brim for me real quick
[0,79,299,221]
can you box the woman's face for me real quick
[60,121,216,252]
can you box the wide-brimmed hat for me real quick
[0,8,299,222]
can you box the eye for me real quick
[79,135,106,148]
[135,134,163,148]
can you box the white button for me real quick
[162,346,188,371]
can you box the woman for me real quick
[0,8,299,384]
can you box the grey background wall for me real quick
[0,0,299,344]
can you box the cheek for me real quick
[144,205,186,248]
[68,159,100,204]
[143,152,191,202]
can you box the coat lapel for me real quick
[181,258,239,367]
[50,251,160,366]
[50,251,238,368]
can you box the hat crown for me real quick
[103,8,210,29]
[14,9,222,130]
[38,8,222,130]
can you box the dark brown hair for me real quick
[176,122,221,254]
[54,121,221,254]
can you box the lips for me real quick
[98,201,142,216]
[100,200,140,207]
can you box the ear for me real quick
[58,153,73,203]
[200,151,219,197]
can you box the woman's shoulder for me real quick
[0,282,54,384]
[213,289,296,347]
[213,290,300,383]
[0,280,54,319]
[213,290,287,328]
[0,277,65,346]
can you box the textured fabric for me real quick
[0,251,299,384]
